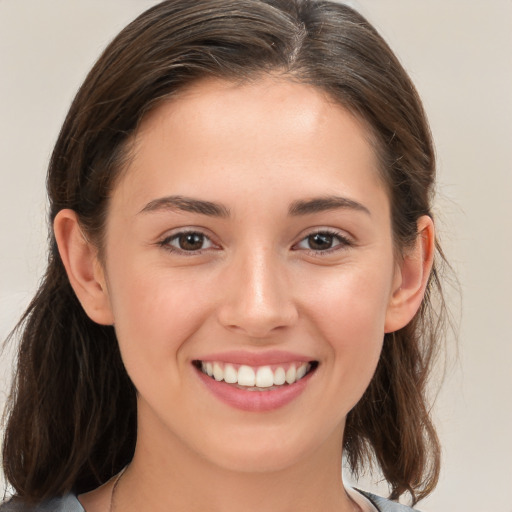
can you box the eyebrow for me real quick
[139,194,370,218]
[139,195,230,218]
[288,195,371,216]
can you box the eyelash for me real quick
[292,229,353,256]
[157,229,353,256]
[158,230,218,256]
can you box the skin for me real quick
[55,77,434,512]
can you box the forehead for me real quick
[145,76,340,131]
[114,77,388,218]
[138,76,375,154]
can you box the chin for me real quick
[197,425,330,475]
[210,447,306,474]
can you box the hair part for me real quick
[3,0,448,505]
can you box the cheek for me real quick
[300,264,392,398]
[304,262,392,338]
[105,261,212,374]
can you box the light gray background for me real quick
[1,1,511,510]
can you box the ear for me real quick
[384,215,435,333]
[54,209,114,325]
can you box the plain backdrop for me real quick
[1,1,511,511]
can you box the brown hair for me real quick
[2,0,448,505]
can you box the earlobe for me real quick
[54,209,114,325]
[384,216,435,333]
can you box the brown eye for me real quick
[162,231,215,253]
[294,230,351,253]
[178,232,205,251]
[307,233,335,250]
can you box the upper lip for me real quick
[193,350,316,366]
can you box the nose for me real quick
[216,248,299,338]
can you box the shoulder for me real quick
[357,490,421,512]
[0,494,84,512]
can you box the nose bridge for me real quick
[217,244,297,337]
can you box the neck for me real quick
[114,409,357,512]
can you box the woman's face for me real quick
[100,77,402,472]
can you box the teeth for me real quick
[285,365,296,384]
[238,365,256,386]
[255,366,274,388]
[224,364,238,384]
[199,361,313,389]
[213,362,223,381]
[296,364,307,380]
[273,367,286,385]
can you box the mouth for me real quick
[193,360,319,391]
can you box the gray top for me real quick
[361,491,420,512]
[0,494,84,511]
[0,490,418,511]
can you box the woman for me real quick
[1,1,448,510]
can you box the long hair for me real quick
[3,0,448,505]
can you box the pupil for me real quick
[309,233,333,250]
[179,233,203,250]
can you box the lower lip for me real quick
[195,367,315,412]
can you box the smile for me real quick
[193,358,319,412]
[195,361,318,390]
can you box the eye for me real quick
[160,231,216,253]
[294,230,351,253]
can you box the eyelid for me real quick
[155,226,353,256]
[157,227,221,255]
[292,227,354,253]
